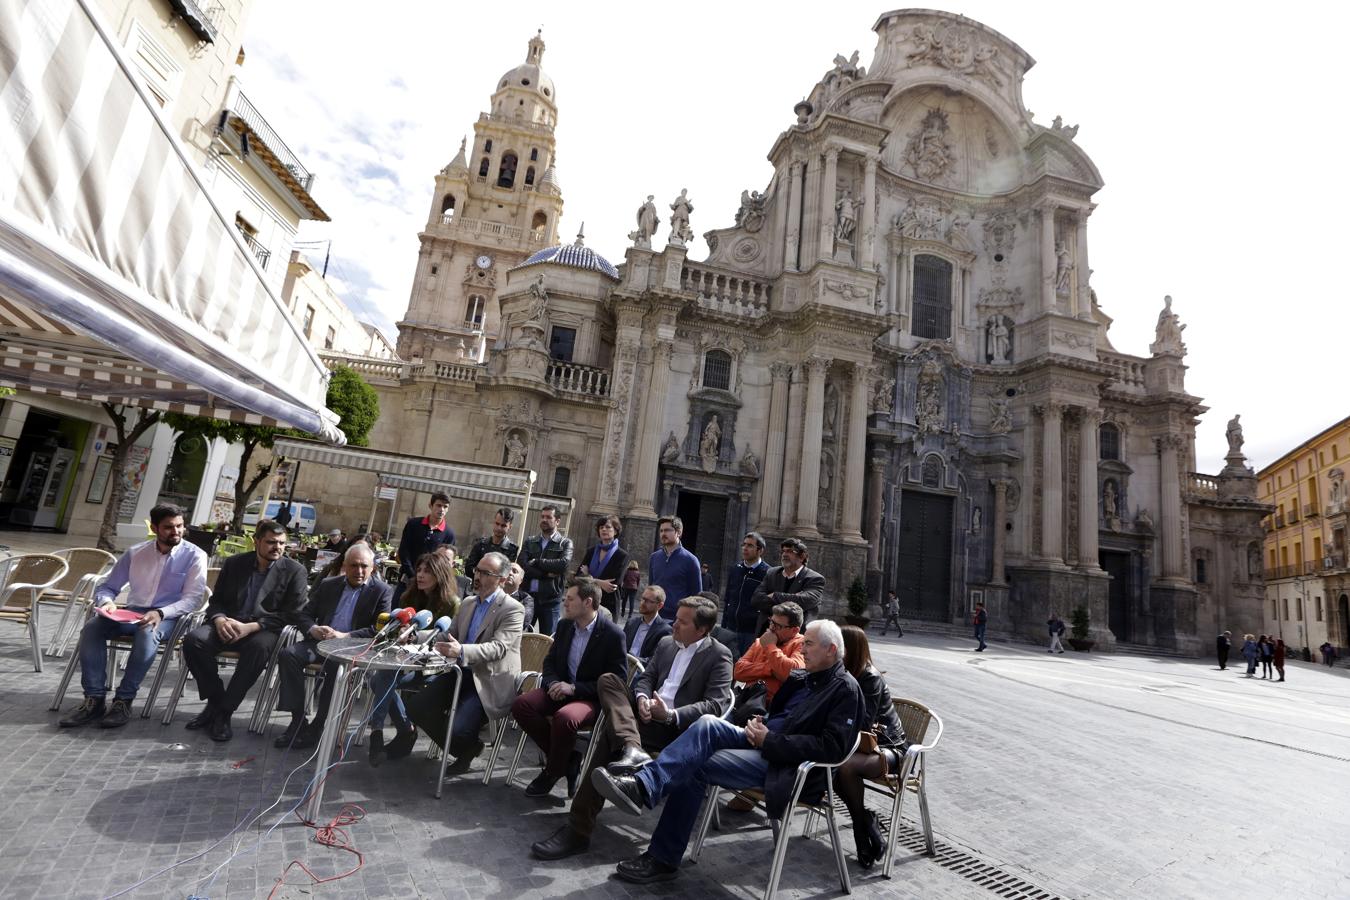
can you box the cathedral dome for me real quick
[496,32,556,103]
[516,228,619,280]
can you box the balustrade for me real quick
[547,360,611,398]
[680,264,771,316]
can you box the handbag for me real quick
[729,680,768,726]
[858,729,879,754]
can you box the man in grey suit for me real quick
[623,585,672,662]
[531,595,733,860]
[750,537,827,633]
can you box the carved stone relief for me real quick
[902,108,955,183]
[905,21,1005,87]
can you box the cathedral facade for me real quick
[319,11,1268,651]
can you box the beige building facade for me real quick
[308,12,1268,651]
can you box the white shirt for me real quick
[652,635,708,728]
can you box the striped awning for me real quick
[0,0,343,442]
[271,437,538,495]
[378,473,572,517]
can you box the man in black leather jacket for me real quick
[591,619,864,883]
[518,504,573,634]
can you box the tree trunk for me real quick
[96,405,161,551]
[228,439,273,533]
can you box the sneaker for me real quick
[59,697,106,728]
[98,698,132,728]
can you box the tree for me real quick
[162,414,279,534]
[97,404,163,551]
[324,365,379,447]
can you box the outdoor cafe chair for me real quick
[42,547,116,658]
[0,554,69,672]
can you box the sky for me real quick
[239,1,1348,475]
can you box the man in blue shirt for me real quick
[647,516,701,621]
[59,503,207,730]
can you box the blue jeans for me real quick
[78,612,176,701]
[636,714,768,868]
[367,668,415,731]
[535,600,561,635]
[975,624,987,650]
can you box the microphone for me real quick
[417,615,454,651]
[373,607,415,641]
[396,608,434,643]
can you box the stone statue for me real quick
[1330,472,1345,508]
[1054,241,1073,296]
[823,382,840,434]
[699,415,721,472]
[915,356,945,436]
[989,395,1012,434]
[1226,414,1244,455]
[946,210,973,251]
[669,188,695,247]
[660,431,681,464]
[629,194,658,248]
[834,190,859,243]
[871,375,896,415]
[1150,295,1187,355]
[971,506,982,533]
[1103,480,1118,519]
[504,433,527,469]
[526,275,549,322]
[1135,507,1153,529]
[903,108,954,182]
[735,190,766,232]
[987,316,1010,363]
[1247,543,1261,577]
[740,449,760,478]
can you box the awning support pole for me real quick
[516,471,536,548]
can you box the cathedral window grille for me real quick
[524,166,535,186]
[912,255,952,340]
[497,152,518,188]
[549,325,576,362]
[464,295,485,330]
[1099,423,1120,460]
[1194,557,1206,584]
[702,350,732,391]
[921,457,942,487]
[552,466,571,496]
[478,157,490,177]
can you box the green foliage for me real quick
[0,386,14,398]
[323,365,379,447]
[162,413,278,450]
[847,577,870,617]
[1071,605,1091,640]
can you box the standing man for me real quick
[648,516,701,621]
[519,504,573,634]
[973,601,988,651]
[58,504,207,729]
[880,590,903,637]
[1047,611,1066,653]
[273,543,393,748]
[394,492,455,602]
[1216,631,1232,670]
[511,578,626,798]
[463,507,520,575]
[750,538,825,633]
[180,519,309,741]
[624,586,672,663]
[722,532,769,656]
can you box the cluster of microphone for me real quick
[371,607,454,657]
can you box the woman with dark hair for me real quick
[1258,634,1275,680]
[577,515,630,619]
[403,551,461,622]
[835,625,906,870]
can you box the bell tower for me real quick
[396,32,565,362]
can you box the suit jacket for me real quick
[541,615,626,701]
[750,565,826,633]
[519,531,574,604]
[623,614,672,660]
[577,543,631,615]
[632,634,733,730]
[449,591,525,720]
[206,551,308,633]
[298,575,393,639]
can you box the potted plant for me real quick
[1068,605,1095,651]
[845,577,871,628]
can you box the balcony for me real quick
[1275,511,1285,528]
[168,0,219,43]
[547,361,610,399]
[681,263,772,318]
[436,214,545,246]
[220,90,329,222]
[1304,504,1319,518]
[238,230,270,269]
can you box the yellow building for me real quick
[1257,414,1350,656]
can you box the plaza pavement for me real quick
[1,531,1347,898]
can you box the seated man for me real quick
[503,561,535,634]
[733,601,806,707]
[592,620,864,884]
[510,578,626,798]
[179,519,308,741]
[401,551,524,772]
[59,503,207,729]
[623,586,671,663]
[532,595,733,860]
[274,543,393,748]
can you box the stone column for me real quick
[795,356,830,534]
[758,362,793,523]
[819,148,839,262]
[839,361,870,541]
[1039,402,1064,563]
[860,154,877,271]
[1039,204,1057,315]
[779,373,804,527]
[1075,211,1092,319]
[1158,433,1186,579]
[801,155,821,268]
[783,160,804,273]
[866,450,887,569]
[990,478,1010,583]
[630,341,673,517]
[1078,408,1101,571]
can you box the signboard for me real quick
[377,485,398,501]
[0,435,15,488]
[116,444,152,522]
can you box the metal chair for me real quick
[41,548,116,658]
[867,698,943,876]
[690,731,861,899]
[0,554,69,671]
[157,605,290,727]
[573,653,644,782]
[498,631,554,786]
[247,625,304,734]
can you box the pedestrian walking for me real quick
[1319,641,1337,667]
[1215,631,1232,670]
[619,560,641,619]
[1047,612,1066,653]
[1259,634,1275,679]
[972,601,988,651]
[1241,634,1259,677]
[879,590,903,636]
[1273,638,1286,682]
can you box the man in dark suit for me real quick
[182,520,308,742]
[750,537,827,633]
[511,578,626,798]
[274,543,393,748]
[576,514,631,620]
[518,503,574,634]
[623,586,671,662]
[532,595,733,860]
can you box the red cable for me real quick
[267,804,366,899]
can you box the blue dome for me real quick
[516,243,620,280]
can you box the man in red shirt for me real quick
[394,492,454,602]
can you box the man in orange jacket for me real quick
[732,601,805,703]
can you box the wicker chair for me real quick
[867,698,944,876]
[495,631,553,786]
[0,554,69,672]
[42,548,117,658]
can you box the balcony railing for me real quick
[1099,352,1147,390]
[547,361,610,398]
[318,351,403,380]
[1188,474,1218,499]
[239,230,270,269]
[436,214,545,245]
[1304,504,1319,518]
[168,0,219,43]
[231,92,315,193]
[681,263,771,317]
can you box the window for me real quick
[1194,558,1207,584]
[497,152,518,188]
[1316,596,1324,621]
[1282,597,1289,620]
[530,147,538,161]
[484,139,493,153]
[702,349,732,391]
[548,325,576,361]
[524,166,535,186]
[1270,599,1278,620]
[1297,598,1304,621]
[912,254,953,339]
[478,157,491,178]
[1099,423,1120,461]
[323,326,335,350]
[430,264,438,275]
[464,295,485,329]
[302,306,315,338]
[531,211,548,234]
[441,195,455,221]
[552,466,571,496]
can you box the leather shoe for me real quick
[615,852,678,884]
[209,713,233,742]
[590,768,647,816]
[531,824,590,860]
[185,703,217,730]
[273,717,308,749]
[368,731,386,767]
[292,721,323,750]
[525,771,561,798]
[385,727,417,760]
[444,740,484,777]
[607,745,652,776]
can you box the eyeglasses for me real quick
[473,568,503,577]
[768,621,794,631]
